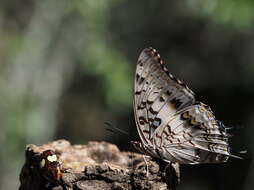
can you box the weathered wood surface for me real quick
[19,140,179,190]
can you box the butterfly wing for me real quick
[134,47,239,164]
[154,102,239,164]
[134,47,195,146]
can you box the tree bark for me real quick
[19,140,179,190]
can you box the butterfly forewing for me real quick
[134,48,195,145]
[134,47,239,164]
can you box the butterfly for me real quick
[133,47,241,164]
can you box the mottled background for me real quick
[0,0,252,189]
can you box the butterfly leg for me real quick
[142,155,150,176]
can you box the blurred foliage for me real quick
[186,0,254,27]
[0,0,253,189]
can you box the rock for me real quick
[19,139,180,190]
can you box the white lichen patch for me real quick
[47,154,57,162]
[40,159,45,168]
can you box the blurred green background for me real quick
[0,0,252,189]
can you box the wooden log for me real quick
[19,140,180,190]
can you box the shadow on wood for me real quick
[19,140,180,190]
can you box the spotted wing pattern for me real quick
[134,47,239,164]
[134,48,195,146]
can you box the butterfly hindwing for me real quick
[154,103,233,164]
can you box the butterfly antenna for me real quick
[104,122,130,136]
[105,122,141,152]
[104,122,138,172]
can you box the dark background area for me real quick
[0,1,252,189]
